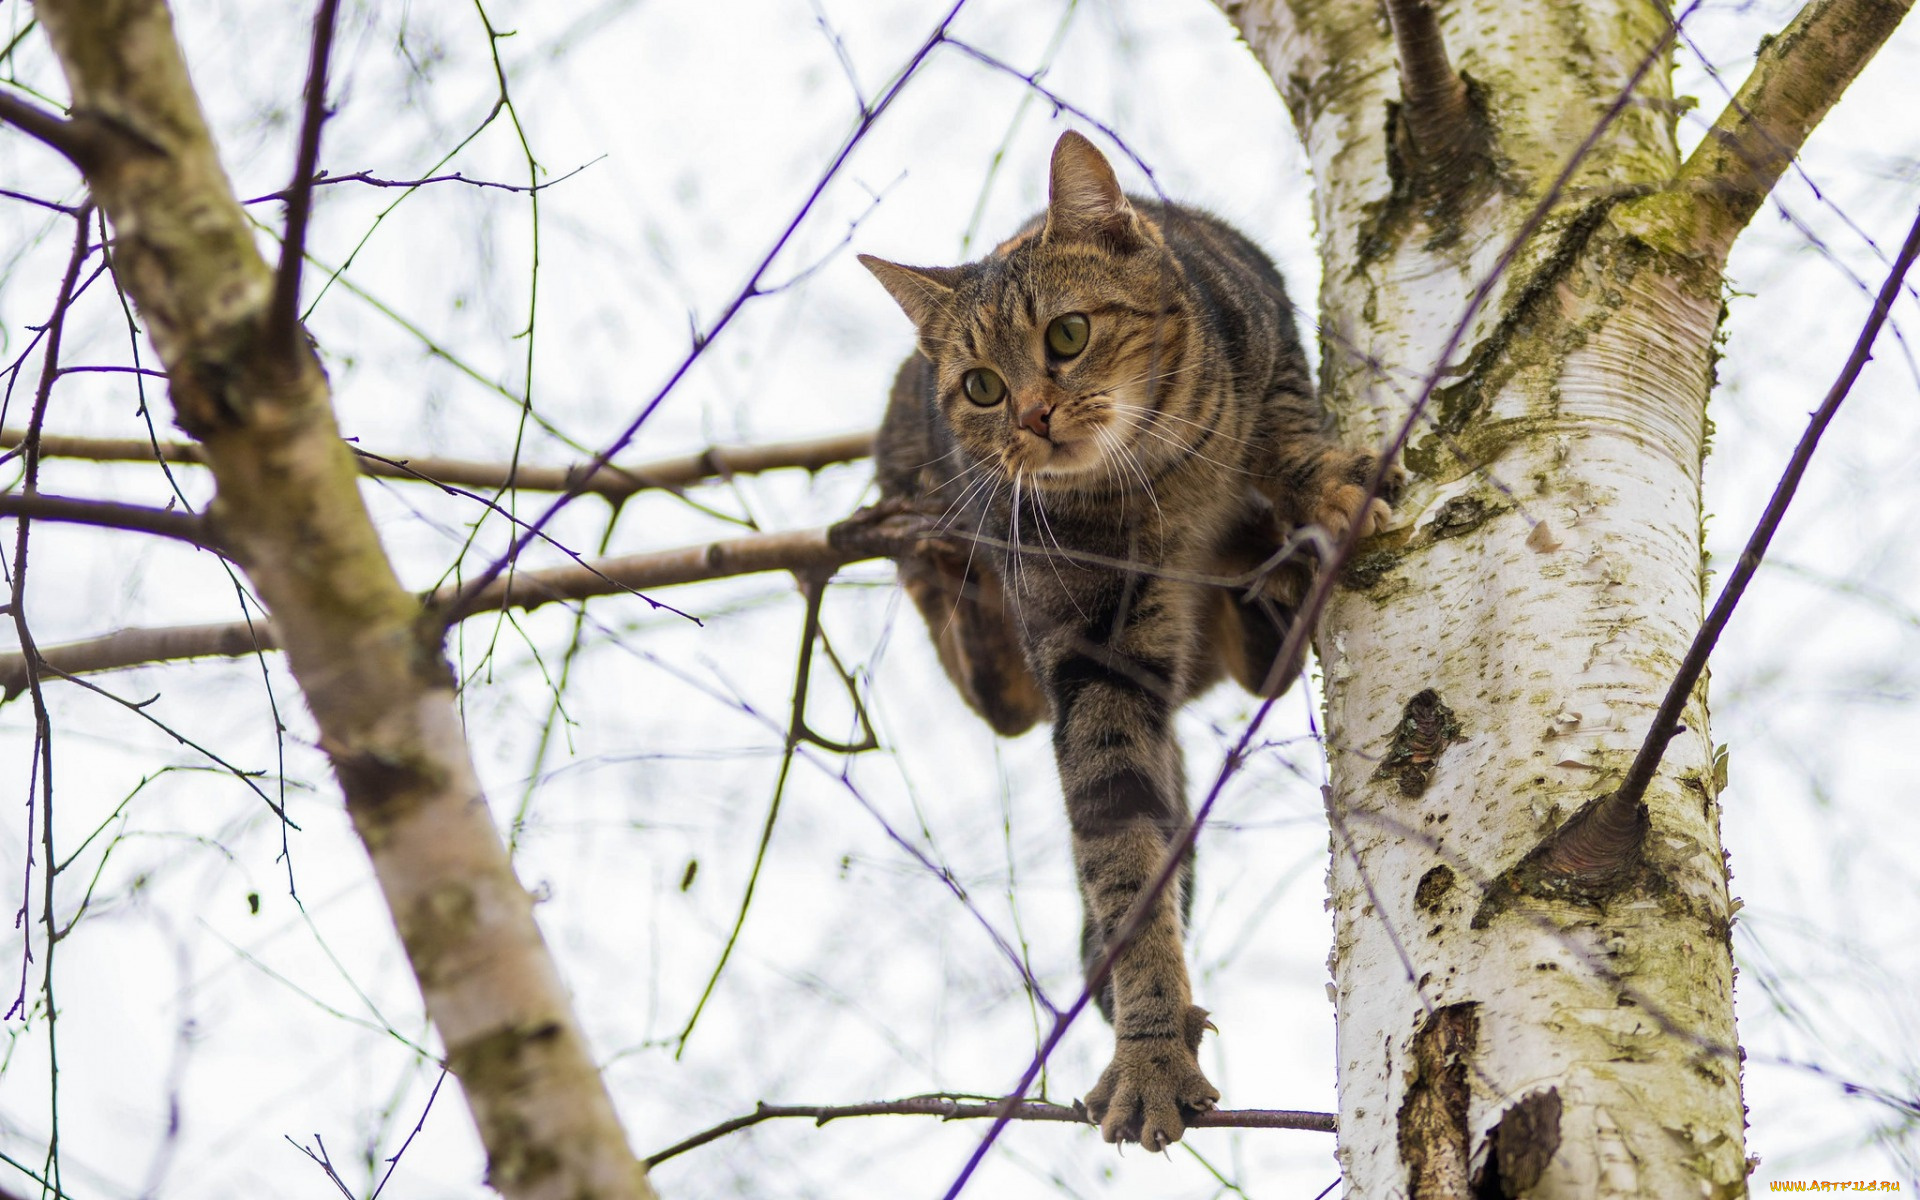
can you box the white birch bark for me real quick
[1217,0,1909,1194]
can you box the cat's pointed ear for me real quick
[1043,131,1145,251]
[860,255,965,328]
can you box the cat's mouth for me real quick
[1006,392,1148,481]
[1008,403,1113,479]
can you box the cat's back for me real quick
[874,350,975,512]
[1138,199,1311,413]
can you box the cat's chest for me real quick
[993,478,1235,568]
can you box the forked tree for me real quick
[0,0,1912,1197]
[1219,0,1910,1194]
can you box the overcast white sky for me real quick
[1,1,1917,1196]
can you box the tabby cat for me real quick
[854,131,1388,1151]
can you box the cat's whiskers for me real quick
[1132,403,1261,449]
[911,443,971,477]
[1110,392,1269,461]
[1028,479,1091,625]
[1007,468,1037,639]
[927,453,995,511]
[936,471,1005,645]
[1097,423,1167,541]
[930,462,1002,535]
[924,452,986,500]
[1126,420,1251,477]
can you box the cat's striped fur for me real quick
[858,131,1388,1151]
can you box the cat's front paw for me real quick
[828,495,957,557]
[1310,455,1403,545]
[1083,1011,1219,1152]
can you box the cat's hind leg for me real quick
[1205,492,1314,697]
[898,540,1047,738]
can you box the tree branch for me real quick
[1674,0,1912,256]
[242,160,602,206]
[0,89,95,166]
[27,1,654,1192]
[0,520,922,697]
[265,0,342,359]
[0,492,219,550]
[0,427,875,501]
[1382,0,1490,187]
[644,1095,1336,1169]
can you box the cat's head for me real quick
[861,131,1188,486]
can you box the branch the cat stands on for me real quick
[842,130,1394,1152]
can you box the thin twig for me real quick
[242,159,602,206]
[3,201,92,1200]
[0,493,219,550]
[0,90,93,166]
[1612,201,1920,811]
[0,427,875,501]
[266,0,343,359]
[644,1096,1334,1169]
[0,187,83,216]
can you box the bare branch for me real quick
[1,621,272,701]
[1676,0,1913,256]
[644,1095,1336,1169]
[1,427,875,500]
[4,204,93,1081]
[0,186,85,216]
[28,0,653,1190]
[0,520,921,697]
[453,527,864,615]
[266,0,343,360]
[1382,0,1491,187]
[0,89,95,166]
[0,492,218,550]
[242,160,603,206]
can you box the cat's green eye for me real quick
[1046,312,1091,358]
[963,368,1007,407]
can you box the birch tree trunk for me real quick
[9,2,655,1195]
[1216,0,1909,1195]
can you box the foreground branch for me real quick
[0,491,217,549]
[264,0,342,358]
[0,89,98,166]
[28,1,653,1193]
[644,1096,1336,1169]
[0,523,909,697]
[1674,0,1912,256]
[0,427,875,501]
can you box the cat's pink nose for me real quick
[1018,403,1053,439]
